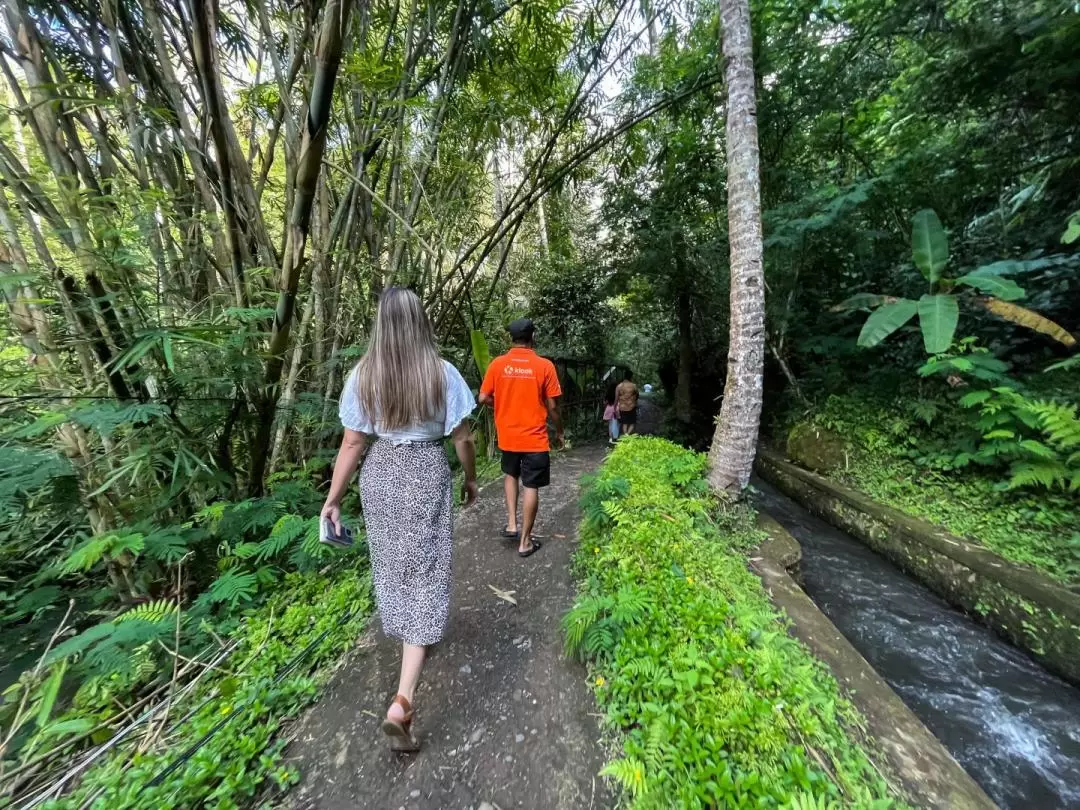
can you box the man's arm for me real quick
[546,396,564,448]
[478,363,495,406]
[451,421,478,506]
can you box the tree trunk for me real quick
[675,291,693,423]
[248,0,356,496]
[537,194,550,257]
[707,0,765,493]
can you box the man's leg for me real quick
[518,453,549,554]
[501,451,521,534]
[519,486,539,553]
[504,474,519,533]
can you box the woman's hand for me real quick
[321,500,342,534]
[461,479,479,507]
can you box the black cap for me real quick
[508,318,535,342]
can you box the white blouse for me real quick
[338,360,475,444]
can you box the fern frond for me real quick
[1007,460,1068,490]
[1033,400,1080,449]
[115,599,178,624]
[61,532,144,574]
[206,568,258,608]
[256,514,307,561]
[600,757,647,797]
[601,500,627,525]
[563,594,610,656]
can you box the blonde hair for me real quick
[355,287,445,430]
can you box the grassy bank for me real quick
[565,437,904,809]
[788,394,1080,585]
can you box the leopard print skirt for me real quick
[359,439,453,646]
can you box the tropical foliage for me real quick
[567,437,904,808]
[3,0,1080,802]
[834,209,1075,354]
[786,391,1080,584]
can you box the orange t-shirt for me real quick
[480,348,562,452]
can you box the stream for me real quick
[753,478,1080,810]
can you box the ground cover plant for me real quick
[565,437,904,809]
[789,391,1080,585]
[3,561,372,809]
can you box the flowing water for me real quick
[753,478,1080,810]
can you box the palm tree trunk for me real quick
[707,0,765,493]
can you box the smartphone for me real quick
[319,518,354,548]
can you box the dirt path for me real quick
[281,444,614,810]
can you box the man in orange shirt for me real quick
[479,319,563,558]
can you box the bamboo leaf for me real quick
[36,660,67,727]
[470,329,492,376]
[0,271,38,289]
[162,334,175,371]
[856,299,918,348]
[955,273,1025,301]
[911,209,948,283]
[38,718,95,738]
[979,298,1077,347]
[918,294,959,354]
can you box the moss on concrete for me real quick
[786,422,851,473]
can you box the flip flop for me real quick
[380,694,421,752]
[518,539,542,558]
[501,528,520,541]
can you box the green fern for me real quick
[115,599,178,624]
[141,526,196,563]
[600,757,647,797]
[563,594,610,656]
[582,620,619,658]
[601,500,627,524]
[256,514,307,561]
[623,656,663,682]
[610,586,649,626]
[207,568,258,608]
[288,516,335,570]
[1008,460,1075,491]
[61,532,144,574]
[1032,400,1080,449]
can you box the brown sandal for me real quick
[380,694,420,752]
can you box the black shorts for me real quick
[619,407,637,426]
[501,451,551,488]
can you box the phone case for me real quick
[320,518,350,543]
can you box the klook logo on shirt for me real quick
[503,364,536,377]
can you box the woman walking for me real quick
[321,287,478,752]
[603,380,619,444]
